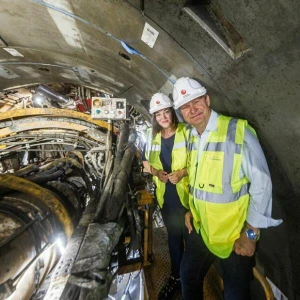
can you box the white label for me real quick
[3,48,24,57]
[141,22,159,48]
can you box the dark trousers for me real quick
[161,206,188,279]
[180,227,255,300]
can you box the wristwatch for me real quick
[245,228,260,241]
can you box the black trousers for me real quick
[180,227,255,300]
[161,205,188,279]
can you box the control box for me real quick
[91,97,127,120]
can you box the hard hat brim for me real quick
[149,103,172,114]
[174,88,206,109]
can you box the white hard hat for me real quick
[173,77,207,109]
[149,93,172,114]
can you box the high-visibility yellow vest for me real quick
[145,123,189,209]
[188,115,257,258]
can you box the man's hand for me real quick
[168,170,184,184]
[157,170,168,183]
[185,211,193,234]
[233,232,256,256]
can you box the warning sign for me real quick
[141,22,159,48]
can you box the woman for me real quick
[142,93,189,300]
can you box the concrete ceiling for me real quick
[0,0,299,297]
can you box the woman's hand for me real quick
[157,170,168,183]
[168,170,183,184]
[149,166,168,183]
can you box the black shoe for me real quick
[158,276,181,300]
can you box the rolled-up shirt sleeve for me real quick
[242,127,283,228]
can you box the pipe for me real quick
[27,169,65,184]
[143,208,149,263]
[126,189,142,257]
[35,84,72,107]
[14,164,40,177]
[103,141,137,222]
[253,267,275,299]
[102,128,137,221]
[206,265,275,299]
[112,123,130,177]
[40,158,93,198]
[93,124,129,222]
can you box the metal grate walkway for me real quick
[143,226,222,300]
[143,226,182,300]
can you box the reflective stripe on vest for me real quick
[189,182,249,203]
[188,115,256,258]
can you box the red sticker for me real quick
[156,100,160,104]
[181,90,186,95]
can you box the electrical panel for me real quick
[91,97,127,120]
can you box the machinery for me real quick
[0,84,277,300]
[0,0,296,297]
[0,85,152,300]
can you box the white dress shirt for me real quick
[190,109,282,228]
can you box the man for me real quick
[172,77,282,299]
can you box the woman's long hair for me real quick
[151,107,178,137]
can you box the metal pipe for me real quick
[102,128,137,221]
[27,169,65,184]
[253,267,275,299]
[207,265,275,299]
[143,208,149,264]
[14,164,40,177]
[94,123,127,222]
[35,84,71,106]
[112,122,129,178]
[104,141,137,221]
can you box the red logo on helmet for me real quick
[156,100,160,104]
[181,90,186,95]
